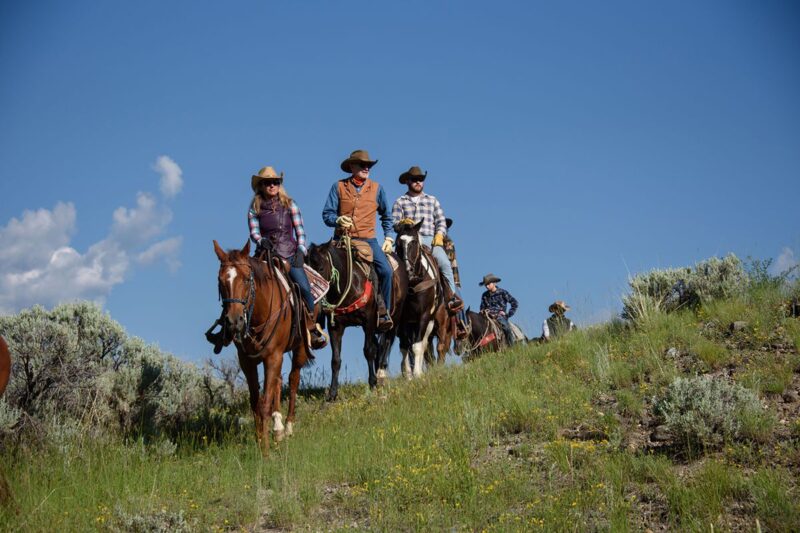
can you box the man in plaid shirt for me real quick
[391,166,462,312]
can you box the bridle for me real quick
[219,261,257,336]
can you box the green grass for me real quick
[2,283,799,531]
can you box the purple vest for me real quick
[258,199,297,258]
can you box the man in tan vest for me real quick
[322,149,395,330]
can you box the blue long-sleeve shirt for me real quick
[322,179,396,239]
[480,287,518,318]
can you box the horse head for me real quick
[213,239,256,341]
[394,220,425,282]
[306,241,332,280]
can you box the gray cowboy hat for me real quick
[341,149,378,173]
[398,166,428,184]
[251,166,284,192]
[479,273,501,286]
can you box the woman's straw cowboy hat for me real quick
[398,166,428,184]
[549,300,571,314]
[341,149,378,173]
[251,166,284,192]
[479,273,501,286]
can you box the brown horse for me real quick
[212,240,312,456]
[307,238,407,401]
[0,336,9,398]
[395,221,451,378]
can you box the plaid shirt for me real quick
[391,193,447,237]
[480,287,518,318]
[248,199,307,254]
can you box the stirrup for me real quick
[377,313,393,332]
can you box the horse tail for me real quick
[0,335,10,398]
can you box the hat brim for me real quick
[549,303,571,313]
[398,171,427,184]
[251,174,283,191]
[341,159,378,173]
[479,277,501,286]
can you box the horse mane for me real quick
[226,248,273,283]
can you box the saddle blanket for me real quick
[304,264,330,304]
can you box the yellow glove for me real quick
[381,237,394,253]
[335,215,353,229]
[432,233,444,247]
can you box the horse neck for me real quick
[248,259,283,322]
[324,244,361,299]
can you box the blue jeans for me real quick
[496,315,514,345]
[288,265,315,312]
[360,237,392,313]
[419,235,456,293]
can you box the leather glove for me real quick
[432,233,444,247]
[335,215,353,229]
[258,238,273,251]
[381,237,394,253]
[292,249,305,267]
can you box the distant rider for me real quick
[479,273,518,346]
[542,300,577,341]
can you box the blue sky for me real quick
[1,1,798,381]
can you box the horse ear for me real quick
[243,240,251,255]
[213,240,227,262]
[413,220,423,231]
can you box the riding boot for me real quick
[441,280,464,314]
[305,303,328,350]
[370,267,393,332]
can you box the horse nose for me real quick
[225,313,246,332]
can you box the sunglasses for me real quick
[262,179,283,187]
[408,176,425,183]
[352,163,372,170]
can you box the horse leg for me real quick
[327,324,345,402]
[265,353,285,443]
[364,327,379,389]
[286,344,309,437]
[399,325,413,379]
[412,320,435,378]
[238,354,264,449]
[376,331,394,387]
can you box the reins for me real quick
[319,233,354,326]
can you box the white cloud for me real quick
[770,247,798,277]
[0,202,76,271]
[137,237,183,272]
[0,156,185,314]
[154,155,183,198]
[111,192,172,248]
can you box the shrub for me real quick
[623,255,746,321]
[653,375,774,451]
[0,302,243,447]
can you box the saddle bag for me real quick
[350,239,374,263]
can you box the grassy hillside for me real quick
[2,276,800,531]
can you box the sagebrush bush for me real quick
[623,254,746,321]
[653,375,774,450]
[0,302,243,447]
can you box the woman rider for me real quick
[248,166,327,349]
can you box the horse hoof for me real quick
[274,429,285,442]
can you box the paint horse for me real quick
[394,220,451,378]
[307,237,407,401]
[211,240,312,456]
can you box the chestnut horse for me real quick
[212,240,312,456]
[0,336,9,398]
[307,238,407,401]
[395,221,451,378]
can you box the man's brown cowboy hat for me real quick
[398,166,428,184]
[549,300,571,314]
[341,149,378,173]
[479,273,501,286]
[251,166,284,192]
